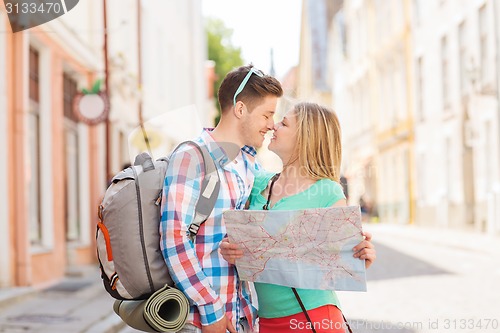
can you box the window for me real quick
[484,121,492,192]
[441,36,449,108]
[479,5,488,85]
[413,0,420,26]
[416,57,424,121]
[28,47,42,245]
[379,71,386,130]
[375,0,387,42]
[63,73,78,122]
[63,73,80,242]
[29,48,39,102]
[417,152,426,203]
[389,66,397,126]
[397,58,407,121]
[458,21,467,96]
[445,137,452,200]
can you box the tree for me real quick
[206,18,244,125]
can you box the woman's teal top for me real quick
[249,172,346,318]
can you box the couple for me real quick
[160,65,376,333]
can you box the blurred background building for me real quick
[299,0,500,234]
[0,0,209,288]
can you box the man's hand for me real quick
[220,238,243,265]
[202,315,236,333]
[353,231,376,269]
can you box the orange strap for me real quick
[97,222,113,261]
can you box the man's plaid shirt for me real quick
[160,129,260,330]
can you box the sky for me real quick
[202,0,302,80]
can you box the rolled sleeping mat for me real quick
[113,285,190,332]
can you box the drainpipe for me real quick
[103,0,111,182]
[492,0,500,231]
[493,1,500,184]
[136,0,152,156]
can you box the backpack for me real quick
[96,141,221,300]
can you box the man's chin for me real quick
[251,138,265,149]
[253,142,263,149]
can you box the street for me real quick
[0,223,499,333]
[338,224,500,333]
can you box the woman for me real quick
[221,102,376,333]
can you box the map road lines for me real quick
[224,206,367,291]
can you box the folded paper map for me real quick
[223,206,366,291]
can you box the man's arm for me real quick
[160,147,225,326]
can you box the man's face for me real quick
[239,96,278,148]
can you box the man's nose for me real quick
[266,118,275,130]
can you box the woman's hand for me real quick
[352,231,376,269]
[220,238,244,265]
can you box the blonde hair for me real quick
[292,102,342,182]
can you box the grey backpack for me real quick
[97,141,220,300]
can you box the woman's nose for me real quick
[273,123,280,131]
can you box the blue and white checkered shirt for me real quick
[160,129,260,329]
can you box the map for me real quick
[223,206,367,291]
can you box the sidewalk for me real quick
[0,223,498,333]
[0,266,125,333]
[339,222,500,333]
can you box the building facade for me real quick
[2,1,105,287]
[413,0,500,233]
[297,0,343,105]
[329,0,415,225]
[0,9,10,288]
[0,0,209,288]
[329,0,500,233]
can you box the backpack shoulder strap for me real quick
[170,141,221,241]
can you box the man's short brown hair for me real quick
[218,65,283,113]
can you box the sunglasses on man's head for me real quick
[233,68,265,105]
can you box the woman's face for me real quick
[268,111,298,161]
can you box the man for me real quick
[160,65,283,333]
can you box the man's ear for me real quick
[233,101,245,119]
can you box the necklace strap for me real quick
[262,173,280,210]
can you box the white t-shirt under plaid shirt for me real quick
[160,129,259,330]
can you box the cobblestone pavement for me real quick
[0,267,123,333]
[1,223,499,333]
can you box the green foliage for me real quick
[82,79,102,95]
[206,17,243,125]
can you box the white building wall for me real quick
[102,0,207,163]
[413,0,500,232]
[44,2,103,73]
[0,12,11,287]
[332,0,378,208]
[140,0,207,150]
[36,42,55,249]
